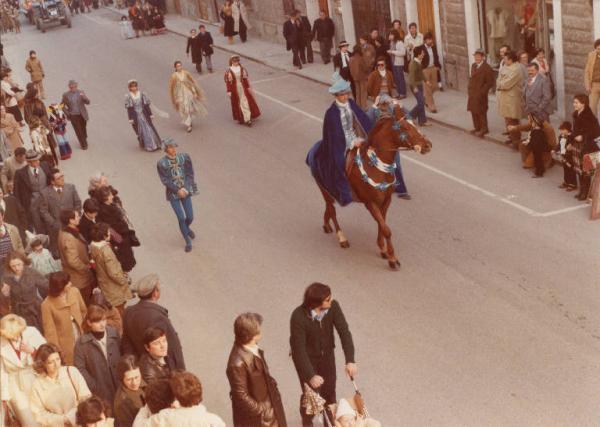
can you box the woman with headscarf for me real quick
[224,55,260,126]
[125,80,162,152]
[168,60,207,133]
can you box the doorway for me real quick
[352,0,390,40]
[417,0,435,36]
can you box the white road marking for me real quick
[252,75,290,85]
[253,89,323,122]
[252,88,588,219]
[535,204,590,217]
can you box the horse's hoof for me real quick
[388,260,401,269]
[380,252,388,259]
[323,224,333,234]
[340,240,350,249]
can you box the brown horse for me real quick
[318,107,432,269]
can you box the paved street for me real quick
[3,11,600,425]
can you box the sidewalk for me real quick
[109,8,561,144]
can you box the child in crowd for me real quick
[120,15,135,40]
[553,121,577,191]
[48,103,72,160]
[28,116,55,165]
[27,238,61,276]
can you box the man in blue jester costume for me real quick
[306,73,373,206]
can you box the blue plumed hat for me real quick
[328,72,351,95]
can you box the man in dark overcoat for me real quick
[197,24,214,73]
[186,29,203,73]
[13,150,52,234]
[122,274,186,370]
[283,11,306,69]
[39,168,82,257]
[467,49,495,137]
[299,13,313,64]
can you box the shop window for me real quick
[479,0,556,107]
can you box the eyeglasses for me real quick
[377,63,386,67]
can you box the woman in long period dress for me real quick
[224,55,260,126]
[125,80,162,151]
[168,61,207,133]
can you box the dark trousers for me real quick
[563,164,577,187]
[318,38,332,63]
[409,85,427,125]
[195,62,202,73]
[303,38,313,63]
[291,46,302,67]
[238,18,247,42]
[299,353,336,427]
[70,114,88,147]
[530,134,547,176]
[471,111,488,132]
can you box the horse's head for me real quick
[368,106,432,155]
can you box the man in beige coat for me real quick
[57,209,94,303]
[584,39,600,117]
[496,51,523,148]
[25,50,45,99]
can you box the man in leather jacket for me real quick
[226,313,286,427]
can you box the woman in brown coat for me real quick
[40,271,87,365]
[57,210,95,304]
[226,313,286,427]
[0,105,24,152]
[89,222,132,316]
[349,45,371,110]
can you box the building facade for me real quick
[173,0,600,118]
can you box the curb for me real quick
[105,6,505,145]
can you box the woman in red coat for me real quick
[224,55,260,126]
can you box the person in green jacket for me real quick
[290,282,357,426]
[407,45,430,126]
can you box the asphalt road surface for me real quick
[3,11,600,426]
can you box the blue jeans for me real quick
[392,65,406,97]
[409,84,427,125]
[394,153,408,195]
[169,195,194,245]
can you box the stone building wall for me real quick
[560,0,595,115]
[438,0,469,90]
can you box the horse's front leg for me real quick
[366,201,400,269]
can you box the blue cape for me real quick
[306,99,373,206]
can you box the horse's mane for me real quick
[366,116,394,149]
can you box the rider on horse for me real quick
[307,74,410,205]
